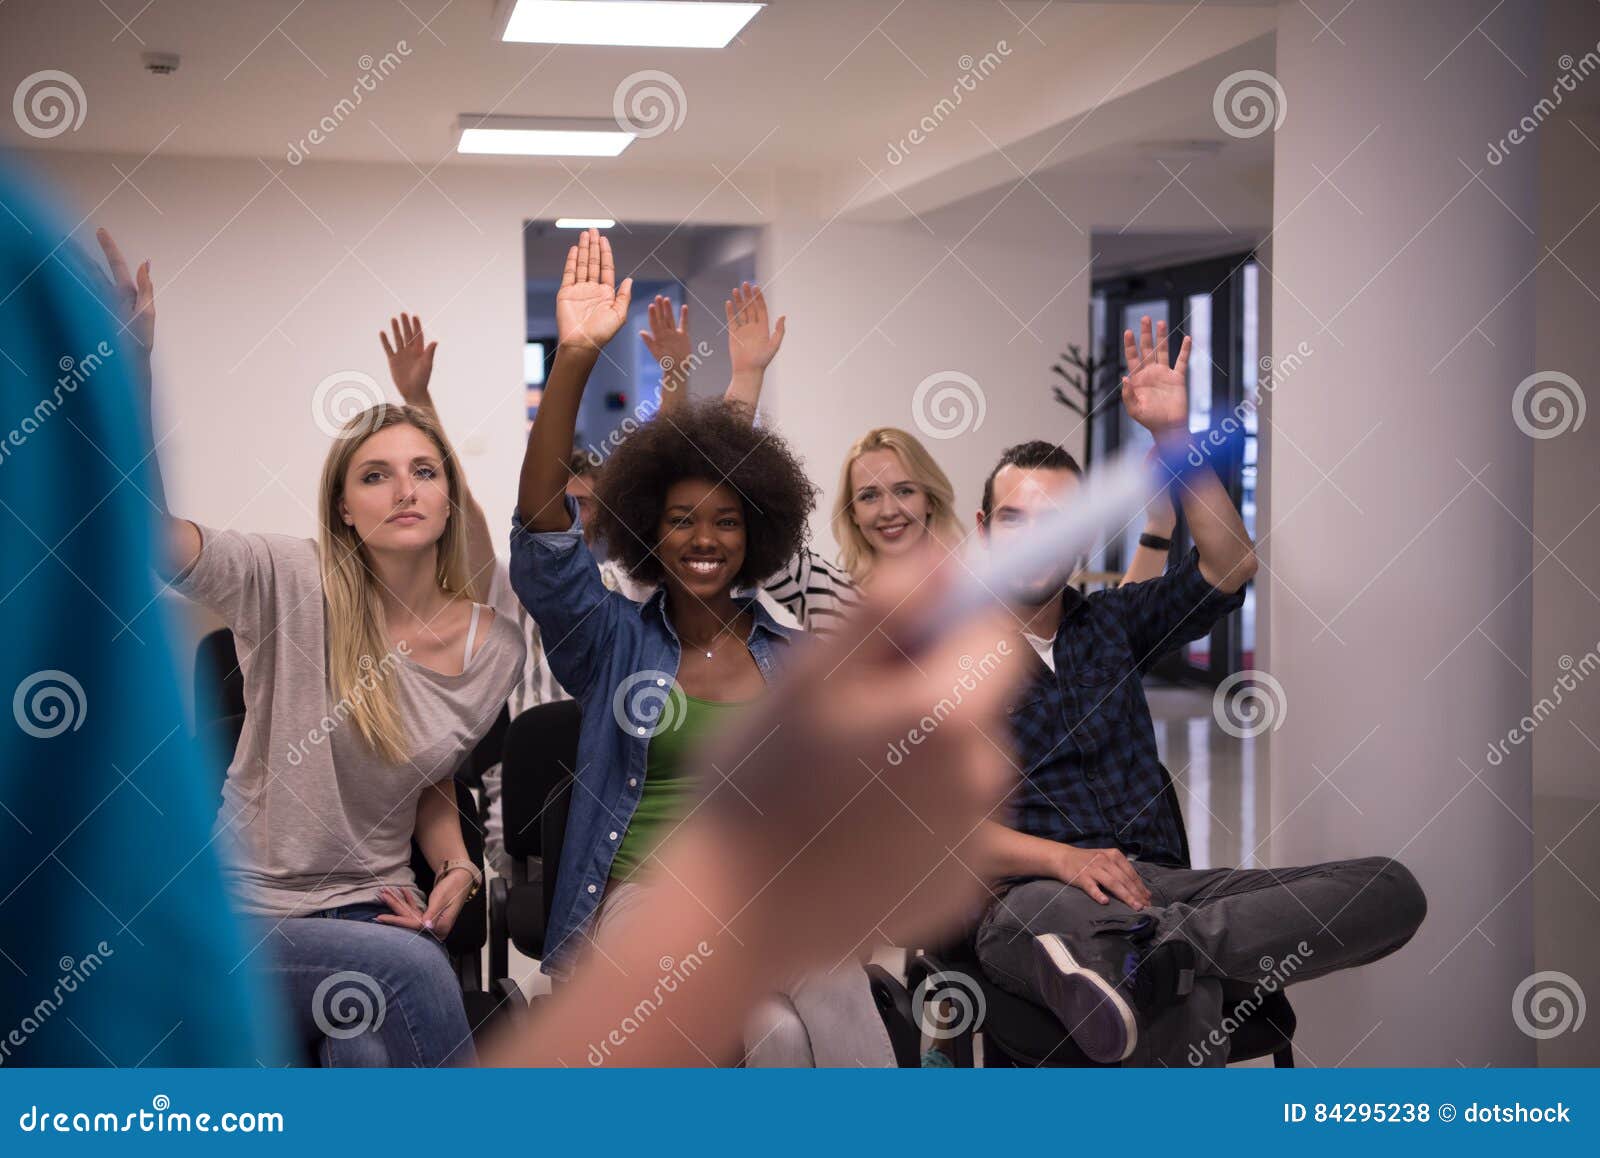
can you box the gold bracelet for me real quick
[437,858,482,901]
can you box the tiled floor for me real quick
[1146,685,1265,871]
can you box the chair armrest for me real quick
[488,876,510,985]
[863,964,922,1068]
[905,952,978,1068]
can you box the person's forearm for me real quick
[967,821,1062,881]
[518,346,596,531]
[132,362,201,576]
[1158,435,1256,593]
[725,367,764,414]
[657,361,691,418]
[415,782,469,871]
[1120,547,1166,586]
[1120,507,1178,586]
[133,370,169,514]
[1172,470,1257,593]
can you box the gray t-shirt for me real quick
[175,524,525,919]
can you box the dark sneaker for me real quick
[1120,934,1197,1014]
[1031,933,1138,1063]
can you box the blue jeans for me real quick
[250,902,476,1067]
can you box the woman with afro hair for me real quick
[508,231,895,1066]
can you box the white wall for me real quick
[1265,0,1540,1065]
[1531,5,1600,1068]
[17,147,1095,576]
[760,172,1093,550]
[16,149,774,553]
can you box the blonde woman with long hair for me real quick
[829,426,963,586]
[107,229,524,1067]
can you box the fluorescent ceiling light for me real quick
[555,217,617,228]
[497,0,764,48]
[457,116,634,157]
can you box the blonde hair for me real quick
[830,427,961,583]
[317,404,470,765]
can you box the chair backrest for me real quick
[1160,766,1192,870]
[499,700,581,959]
[500,700,581,862]
[458,703,511,793]
[195,627,245,725]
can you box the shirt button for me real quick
[609,831,618,841]
[587,884,597,894]
[656,678,666,687]
[628,778,638,788]
[636,726,646,736]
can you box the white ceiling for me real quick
[1,0,1278,220]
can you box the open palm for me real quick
[93,228,155,353]
[1121,315,1190,438]
[379,313,437,404]
[556,229,633,352]
[640,294,691,370]
[726,282,785,374]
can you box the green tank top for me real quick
[609,694,751,882]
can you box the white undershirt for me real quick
[1023,630,1056,673]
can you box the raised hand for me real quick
[379,313,438,406]
[555,229,634,353]
[93,227,155,354]
[639,294,691,374]
[1121,315,1190,442]
[726,282,785,375]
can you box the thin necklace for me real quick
[683,613,743,660]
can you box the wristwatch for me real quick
[437,858,483,901]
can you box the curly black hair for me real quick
[592,397,818,586]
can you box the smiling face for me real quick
[338,422,452,553]
[981,463,1082,605]
[848,448,933,561]
[655,478,747,601]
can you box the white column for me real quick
[1263,0,1542,1064]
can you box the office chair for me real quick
[192,629,524,1061]
[488,699,580,988]
[194,626,245,724]
[488,700,926,1065]
[901,775,1297,1068]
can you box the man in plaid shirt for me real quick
[968,318,1427,1066]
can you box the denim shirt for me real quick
[508,500,796,975]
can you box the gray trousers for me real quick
[975,855,1427,1066]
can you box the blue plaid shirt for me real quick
[1005,548,1246,867]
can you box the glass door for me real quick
[1094,254,1257,685]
